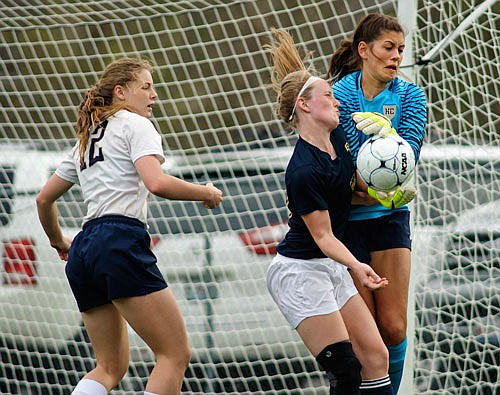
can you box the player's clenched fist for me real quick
[202,182,223,209]
[351,111,398,138]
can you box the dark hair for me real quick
[327,14,404,82]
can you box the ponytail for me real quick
[327,39,360,83]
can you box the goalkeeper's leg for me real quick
[342,211,412,394]
[387,337,408,394]
[369,249,411,394]
[347,252,410,394]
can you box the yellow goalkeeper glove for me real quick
[351,112,398,138]
[367,181,417,209]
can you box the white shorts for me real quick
[266,253,358,329]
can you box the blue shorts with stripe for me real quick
[66,215,167,312]
[342,211,411,264]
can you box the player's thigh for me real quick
[371,248,410,328]
[349,270,376,317]
[113,288,189,356]
[340,294,388,378]
[296,311,349,357]
[82,304,130,369]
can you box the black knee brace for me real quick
[316,341,362,395]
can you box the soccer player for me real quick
[327,13,427,394]
[265,28,394,395]
[36,58,223,395]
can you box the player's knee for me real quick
[359,344,389,377]
[157,342,191,372]
[96,357,129,387]
[316,341,362,394]
[379,321,407,345]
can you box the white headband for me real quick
[288,76,323,121]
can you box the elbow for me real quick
[145,178,164,197]
[35,192,48,208]
[313,234,331,254]
[35,192,55,214]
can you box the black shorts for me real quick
[342,211,411,264]
[66,215,167,312]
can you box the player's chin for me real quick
[331,115,340,129]
[384,68,398,80]
[143,107,154,118]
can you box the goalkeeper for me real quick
[327,13,427,395]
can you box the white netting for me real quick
[412,1,499,394]
[0,0,498,394]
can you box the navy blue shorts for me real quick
[66,215,167,312]
[342,210,411,264]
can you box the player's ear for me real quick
[298,98,310,113]
[358,41,369,60]
[113,84,126,101]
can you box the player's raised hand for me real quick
[202,182,223,209]
[351,112,398,138]
[351,261,388,290]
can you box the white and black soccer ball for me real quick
[356,134,416,192]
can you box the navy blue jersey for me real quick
[277,127,356,259]
[333,71,427,220]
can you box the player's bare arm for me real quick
[36,174,74,259]
[302,209,388,290]
[135,154,223,208]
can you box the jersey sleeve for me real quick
[397,83,427,162]
[287,165,328,217]
[55,145,79,184]
[125,114,166,164]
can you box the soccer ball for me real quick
[356,134,415,192]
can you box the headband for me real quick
[288,76,323,121]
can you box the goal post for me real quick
[0,1,498,394]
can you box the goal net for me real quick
[0,0,498,394]
[411,1,499,394]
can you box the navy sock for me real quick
[387,337,408,394]
[359,375,393,394]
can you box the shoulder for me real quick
[55,144,79,182]
[112,110,159,140]
[333,71,360,92]
[333,72,361,109]
[114,110,155,127]
[286,161,320,191]
[287,141,315,174]
[391,77,426,102]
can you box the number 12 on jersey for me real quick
[80,120,108,171]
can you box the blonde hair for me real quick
[76,57,153,163]
[264,28,317,125]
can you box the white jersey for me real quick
[56,109,165,225]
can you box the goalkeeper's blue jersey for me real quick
[332,71,427,221]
